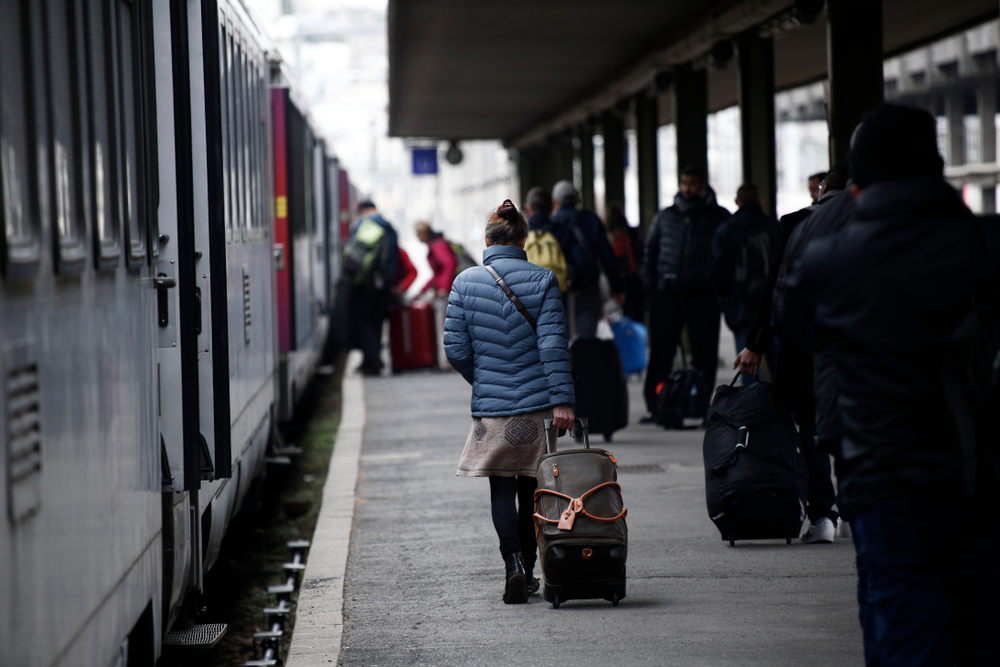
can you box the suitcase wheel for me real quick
[611,593,620,607]
[552,595,560,610]
[728,536,736,547]
[786,536,792,545]
[603,432,613,443]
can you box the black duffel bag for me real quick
[703,373,808,546]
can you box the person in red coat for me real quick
[394,247,418,295]
[415,221,458,369]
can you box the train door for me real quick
[196,0,276,572]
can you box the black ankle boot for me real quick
[502,552,527,604]
[523,559,539,595]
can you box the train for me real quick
[0,1,355,664]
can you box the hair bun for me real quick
[495,199,519,221]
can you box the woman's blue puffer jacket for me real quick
[445,245,574,417]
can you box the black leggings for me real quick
[489,476,538,572]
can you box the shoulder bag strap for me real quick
[484,264,537,332]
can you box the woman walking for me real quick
[445,200,575,604]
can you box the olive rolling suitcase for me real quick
[703,374,808,546]
[534,418,628,608]
[389,301,437,371]
[570,338,629,442]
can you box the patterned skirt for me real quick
[456,408,553,478]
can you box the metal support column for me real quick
[979,80,997,213]
[673,63,709,179]
[552,132,575,185]
[945,91,966,168]
[539,144,555,191]
[518,148,533,206]
[827,0,884,167]
[518,145,544,202]
[636,92,660,228]
[602,109,626,210]
[578,124,596,211]
[737,29,777,219]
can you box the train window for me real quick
[241,44,251,234]
[246,57,256,232]
[47,0,88,273]
[259,69,268,233]
[239,41,249,235]
[234,36,245,237]
[0,0,41,278]
[115,0,146,266]
[251,62,262,231]
[225,24,236,241]
[218,17,231,241]
[87,0,122,268]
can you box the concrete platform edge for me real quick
[286,350,367,666]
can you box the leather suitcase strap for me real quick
[533,481,628,531]
[484,264,537,331]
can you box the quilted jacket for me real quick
[644,187,731,293]
[445,245,575,417]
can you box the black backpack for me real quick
[561,210,598,292]
[655,344,708,428]
[730,226,775,314]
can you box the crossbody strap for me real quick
[484,264,537,332]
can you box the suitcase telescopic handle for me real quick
[543,417,590,453]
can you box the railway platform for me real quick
[287,351,863,666]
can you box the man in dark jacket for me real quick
[641,164,730,420]
[736,166,852,544]
[710,182,781,385]
[774,104,995,665]
[549,180,625,338]
[347,200,399,374]
[775,168,855,457]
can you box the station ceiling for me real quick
[388,0,999,147]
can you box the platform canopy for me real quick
[388,0,999,147]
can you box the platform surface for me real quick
[288,349,863,666]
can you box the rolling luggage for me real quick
[703,373,808,546]
[570,338,628,442]
[610,316,647,376]
[389,301,437,371]
[534,418,628,608]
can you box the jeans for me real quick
[732,327,779,386]
[796,402,839,523]
[643,290,721,413]
[851,496,1000,666]
[489,476,539,574]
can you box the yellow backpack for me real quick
[525,229,568,292]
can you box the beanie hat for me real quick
[848,103,944,188]
[552,180,578,203]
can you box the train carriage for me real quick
[270,75,331,421]
[0,0,163,663]
[0,0,353,664]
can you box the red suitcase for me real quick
[389,301,437,371]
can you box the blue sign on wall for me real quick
[412,148,438,175]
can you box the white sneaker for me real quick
[836,518,852,539]
[801,517,836,544]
